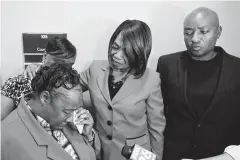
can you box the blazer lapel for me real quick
[96,64,143,105]
[17,99,74,160]
[62,125,96,160]
[96,65,112,106]
[178,52,196,120]
[200,51,232,122]
[112,74,142,105]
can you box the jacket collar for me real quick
[97,63,143,105]
[178,46,233,121]
[17,99,77,160]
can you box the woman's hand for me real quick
[74,108,94,140]
[23,64,41,80]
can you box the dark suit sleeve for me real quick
[157,57,168,109]
[156,63,159,73]
[156,58,161,73]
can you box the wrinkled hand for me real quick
[74,108,94,139]
[23,64,41,80]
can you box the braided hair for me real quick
[46,37,76,59]
[29,62,80,100]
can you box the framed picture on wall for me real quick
[22,33,67,68]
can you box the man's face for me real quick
[184,13,220,58]
[47,85,83,129]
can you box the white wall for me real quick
[1,1,240,83]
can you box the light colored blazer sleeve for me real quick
[79,62,93,92]
[79,61,102,159]
[81,128,101,160]
[92,129,102,160]
[146,78,166,160]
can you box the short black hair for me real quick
[46,37,76,59]
[30,62,80,99]
[108,20,152,78]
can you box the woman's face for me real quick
[109,32,130,71]
[47,86,83,129]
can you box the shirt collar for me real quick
[26,103,52,132]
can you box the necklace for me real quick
[109,75,124,89]
[108,68,130,99]
[109,68,130,88]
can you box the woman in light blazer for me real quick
[80,20,166,160]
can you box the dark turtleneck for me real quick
[187,50,222,119]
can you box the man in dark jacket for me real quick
[157,7,240,160]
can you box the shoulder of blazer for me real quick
[90,60,109,71]
[157,50,187,74]
[222,49,240,80]
[1,109,23,140]
[1,108,19,127]
[158,51,187,65]
[141,68,160,88]
[223,50,240,65]
[144,68,159,80]
[215,46,240,71]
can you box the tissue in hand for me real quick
[73,110,84,134]
[130,144,156,160]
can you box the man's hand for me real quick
[23,64,41,80]
[182,153,234,160]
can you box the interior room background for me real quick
[1,1,240,85]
